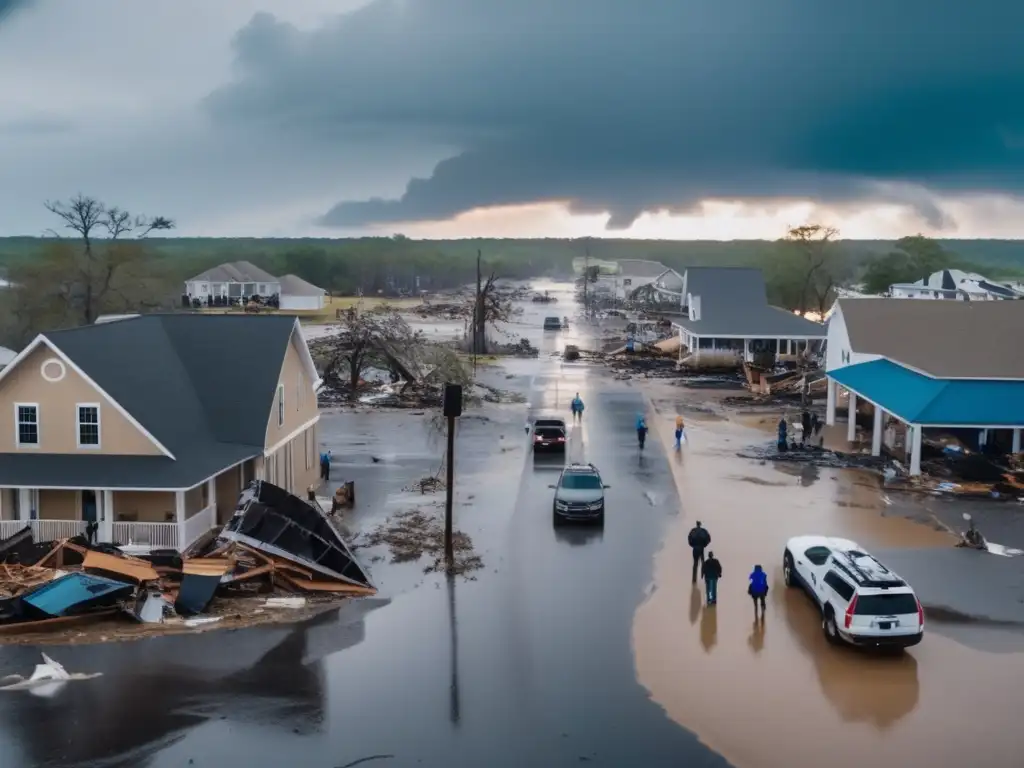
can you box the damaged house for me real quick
[671,267,826,366]
[0,315,322,551]
[826,298,1024,476]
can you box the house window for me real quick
[15,404,39,447]
[77,404,100,448]
[278,385,284,426]
[199,284,208,294]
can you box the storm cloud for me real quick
[204,0,1024,229]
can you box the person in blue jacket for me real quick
[635,413,648,449]
[748,563,769,618]
[570,393,585,423]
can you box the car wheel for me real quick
[783,551,796,588]
[823,607,841,645]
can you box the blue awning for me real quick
[829,359,1024,427]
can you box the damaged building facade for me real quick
[670,267,826,366]
[0,315,322,551]
[826,299,1024,476]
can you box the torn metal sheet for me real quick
[0,526,33,564]
[222,481,373,589]
[21,572,134,619]
[0,653,101,697]
[174,573,220,617]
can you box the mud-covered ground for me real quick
[2,281,1022,768]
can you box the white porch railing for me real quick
[182,503,217,551]
[0,519,90,542]
[112,521,179,550]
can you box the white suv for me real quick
[783,536,924,649]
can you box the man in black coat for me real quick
[702,552,723,605]
[688,521,711,584]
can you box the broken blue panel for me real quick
[22,572,134,617]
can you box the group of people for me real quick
[777,410,823,453]
[688,521,769,618]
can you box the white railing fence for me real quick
[0,519,90,542]
[111,521,180,550]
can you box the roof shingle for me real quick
[836,298,1024,379]
[188,261,278,284]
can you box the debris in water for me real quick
[358,510,483,577]
[0,652,101,696]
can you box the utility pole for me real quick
[443,383,462,571]
[583,242,590,319]
[474,249,482,374]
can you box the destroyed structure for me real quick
[0,315,322,552]
[826,298,1024,479]
[0,481,374,640]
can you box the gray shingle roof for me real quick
[188,260,279,284]
[674,267,826,338]
[615,259,672,279]
[0,314,301,489]
[836,298,1024,379]
[279,274,325,296]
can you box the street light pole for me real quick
[442,383,462,571]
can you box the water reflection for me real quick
[0,600,385,768]
[747,617,766,654]
[688,585,701,626]
[699,604,718,653]
[780,589,919,728]
[554,524,604,547]
[447,574,461,725]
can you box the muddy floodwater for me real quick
[633,390,1024,768]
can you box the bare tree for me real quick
[782,224,839,316]
[319,308,422,395]
[38,194,176,325]
[468,273,515,354]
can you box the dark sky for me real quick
[204,0,1024,230]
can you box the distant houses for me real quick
[889,269,1023,301]
[184,261,326,311]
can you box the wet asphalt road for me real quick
[0,304,730,767]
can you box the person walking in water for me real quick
[702,551,723,605]
[571,393,584,424]
[776,416,788,453]
[636,413,648,450]
[748,564,769,618]
[319,449,332,483]
[800,410,811,447]
[688,521,711,583]
[674,414,686,450]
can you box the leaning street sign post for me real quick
[443,382,463,572]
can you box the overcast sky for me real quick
[2,0,1023,239]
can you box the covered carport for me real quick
[826,359,1024,476]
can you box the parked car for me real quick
[531,417,567,453]
[543,316,562,331]
[550,463,609,525]
[783,535,924,649]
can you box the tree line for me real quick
[0,193,1021,348]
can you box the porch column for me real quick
[826,378,837,426]
[101,490,114,543]
[847,392,858,442]
[207,477,216,520]
[254,456,265,481]
[871,406,884,457]
[1013,429,1021,453]
[743,338,751,362]
[910,425,923,476]
[979,429,988,449]
[17,489,32,521]
[175,490,186,550]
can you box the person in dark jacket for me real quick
[748,564,769,618]
[688,521,711,584]
[800,411,811,446]
[701,552,723,605]
[809,413,822,446]
[776,417,788,453]
[319,449,332,482]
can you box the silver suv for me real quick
[550,463,608,526]
[783,536,924,649]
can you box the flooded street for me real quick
[634,389,1024,768]
[1,283,1022,767]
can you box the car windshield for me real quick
[854,594,918,615]
[560,473,601,489]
